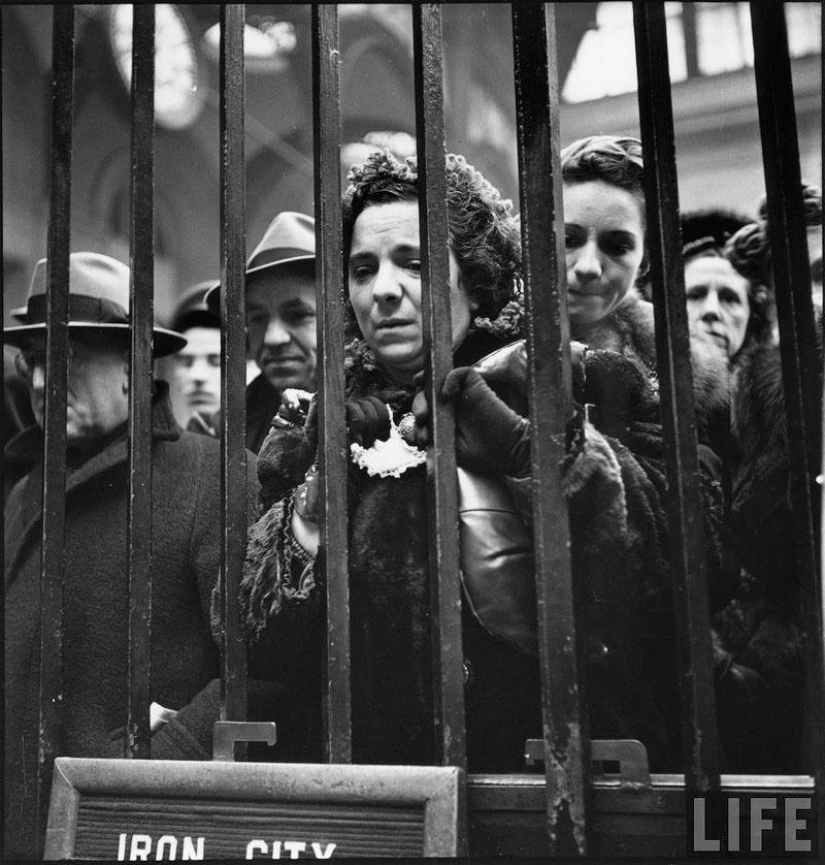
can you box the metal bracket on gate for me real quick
[524,738,651,789]
[212,721,277,761]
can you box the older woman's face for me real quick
[685,255,751,358]
[348,200,477,383]
[563,180,646,330]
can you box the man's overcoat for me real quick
[4,384,259,859]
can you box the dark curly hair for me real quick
[727,183,822,283]
[342,150,521,330]
[724,184,821,347]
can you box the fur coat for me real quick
[3,383,260,860]
[711,310,822,771]
[239,298,731,773]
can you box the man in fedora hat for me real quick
[204,210,317,453]
[3,252,260,859]
[162,280,224,429]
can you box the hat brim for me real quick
[204,254,315,314]
[3,321,187,358]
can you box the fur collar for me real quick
[573,289,730,427]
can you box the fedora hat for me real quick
[205,211,315,313]
[3,252,186,358]
[170,281,221,333]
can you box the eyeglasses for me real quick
[13,343,75,380]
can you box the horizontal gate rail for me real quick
[511,3,589,856]
[36,4,75,855]
[126,2,155,761]
[632,0,721,793]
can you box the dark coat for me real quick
[239,309,730,773]
[4,383,260,859]
[711,313,822,772]
[189,372,283,456]
[238,331,541,771]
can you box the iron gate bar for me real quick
[218,3,248,726]
[749,2,824,852]
[631,1,721,792]
[412,3,467,772]
[125,2,155,761]
[36,4,74,853]
[511,3,589,856]
[311,3,352,764]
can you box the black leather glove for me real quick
[345,396,391,448]
[444,366,531,477]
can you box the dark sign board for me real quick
[45,758,465,859]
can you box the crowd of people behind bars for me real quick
[4,134,822,858]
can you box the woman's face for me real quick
[685,255,751,358]
[348,200,477,383]
[563,180,646,330]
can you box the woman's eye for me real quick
[351,266,373,282]
[564,228,584,248]
[406,259,421,272]
[603,239,633,256]
[719,290,741,306]
[248,313,268,328]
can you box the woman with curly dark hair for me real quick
[239,150,542,770]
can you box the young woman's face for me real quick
[563,180,646,330]
[347,200,477,383]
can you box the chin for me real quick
[267,372,313,393]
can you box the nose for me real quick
[188,356,210,382]
[372,262,403,306]
[572,239,602,283]
[263,316,291,347]
[699,291,721,322]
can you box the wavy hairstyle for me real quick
[560,135,648,283]
[342,150,521,331]
[560,135,646,212]
[725,184,821,346]
[726,183,822,283]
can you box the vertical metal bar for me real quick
[218,3,248,727]
[311,4,351,764]
[126,1,155,761]
[682,3,700,80]
[749,2,824,850]
[632,1,721,792]
[512,4,588,856]
[412,3,467,771]
[36,3,74,853]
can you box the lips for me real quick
[262,354,303,366]
[375,318,414,331]
[703,328,728,347]
[568,284,607,298]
